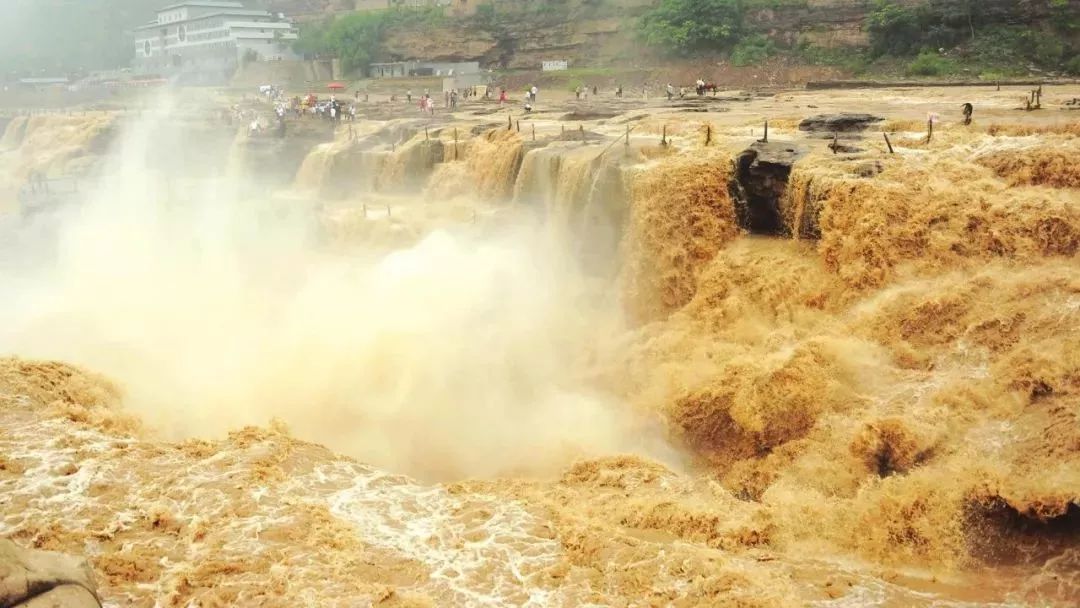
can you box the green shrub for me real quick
[867,1,922,56]
[1067,55,1080,75]
[906,51,953,76]
[730,35,776,66]
[796,42,870,73]
[640,0,745,55]
[968,26,1066,71]
[474,2,497,27]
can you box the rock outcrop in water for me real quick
[729,141,806,237]
[0,540,100,607]
[798,113,884,133]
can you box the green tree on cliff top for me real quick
[640,0,745,55]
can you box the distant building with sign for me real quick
[369,61,480,79]
[542,60,568,71]
[133,1,299,84]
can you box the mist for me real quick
[0,101,678,481]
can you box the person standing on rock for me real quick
[531,85,538,103]
[407,90,412,102]
[666,83,675,101]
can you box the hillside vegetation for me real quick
[295,0,1080,79]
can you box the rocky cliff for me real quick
[263,0,1079,69]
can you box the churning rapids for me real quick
[0,87,1077,607]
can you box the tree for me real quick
[639,0,745,55]
[866,1,923,56]
[323,12,387,74]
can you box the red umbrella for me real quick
[327,82,346,90]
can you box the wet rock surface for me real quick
[729,141,806,236]
[0,540,100,607]
[798,113,884,133]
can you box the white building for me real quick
[133,1,299,84]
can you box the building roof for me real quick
[133,9,279,30]
[19,77,69,84]
[159,1,245,12]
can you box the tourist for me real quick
[530,85,538,103]
[666,83,675,100]
[407,90,412,102]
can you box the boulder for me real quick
[728,141,806,236]
[0,540,101,607]
[798,113,884,133]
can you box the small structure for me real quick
[369,61,480,79]
[442,72,488,92]
[542,60,568,72]
[369,61,418,78]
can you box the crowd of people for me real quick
[237,76,723,134]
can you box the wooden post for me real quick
[705,124,712,147]
[883,132,894,154]
[516,120,520,133]
[926,118,933,143]
[532,123,536,141]
[661,124,667,146]
[425,127,429,141]
[508,114,512,130]
[386,204,391,217]
[625,124,630,147]
[831,132,838,154]
[362,203,367,219]
[763,119,768,143]
[454,128,459,160]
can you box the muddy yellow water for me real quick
[0,86,1077,607]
